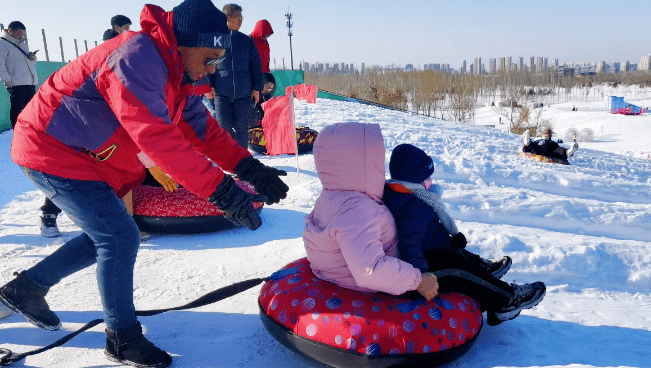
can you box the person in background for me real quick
[0,22,61,238]
[249,72,275,128]
[523,127,578,160]
[250,19,273,73]
[205,4,264,148]
[0,0,288,366]
[103,15,132,41]
[383,144,546,326]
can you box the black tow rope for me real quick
[0,277,268,366]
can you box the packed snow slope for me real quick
[1,96,650,368]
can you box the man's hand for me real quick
[4,81,13,89]
[148,166,178,193]
[208,175,262,230]
[252,90,260,105]
[204,91,215,100]
[234,157,288,205]
[416,272,439,301]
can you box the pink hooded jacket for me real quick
[303,123,422,295]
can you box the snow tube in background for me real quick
[519,147,570,165]
[132,180,264,234]
[259,258,482,368]
[248,126,318,155]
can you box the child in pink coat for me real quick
[303,122,439,300]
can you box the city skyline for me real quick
[3,0,650,68]
[300,54,648,75]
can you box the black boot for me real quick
[0,271,61,330]
[105,322,172,368]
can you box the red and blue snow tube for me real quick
[132,180,264,234]
[259,258,482,368]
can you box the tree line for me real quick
[305,68,651,134]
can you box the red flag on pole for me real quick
[304,85,317,103]
[292,84,317,103]
[261,95,297,155]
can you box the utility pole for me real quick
[285,9,294,71]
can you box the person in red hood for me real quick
[0,0,288,367]
[250,19,273,73]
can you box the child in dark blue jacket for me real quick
[383,144,546,325]
[383,143,511,277]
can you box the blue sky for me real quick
[4,0,650,70]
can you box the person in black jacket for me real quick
[249,72,276,127]
[204,4,264,148]
[102,15,132,41]
[382,144,547,326]
[523,128,578,160]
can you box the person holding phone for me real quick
[0,21,38,129]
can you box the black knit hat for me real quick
[389,144,434,183]
[173,0,231,49]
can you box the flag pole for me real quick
[290,85,299,176]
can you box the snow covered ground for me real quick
[1,94,650,368]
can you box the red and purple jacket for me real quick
[11,4,250,199]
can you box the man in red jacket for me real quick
[0,0,288,367]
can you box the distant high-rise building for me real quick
[474,57,482,75]
[639,55,651,71]
[551,59,559,68]
[303,62,310,72]
[621,60,630,73]
[461,60,466,74]
[488,58,496,74]
[535,57,546,73]
[612,62,620,74]
[596,61,607,74]
[505,57,512,72]
[498,57,506,72]
[529,56,535,73]
[516,57,524,72]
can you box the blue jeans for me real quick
[213,96,252,149]
[20,167,140,330]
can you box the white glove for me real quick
[522,130,531,145]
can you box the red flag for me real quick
[285,85,293,96]
[304,85,317,103]
[261,95,296,155]
[293,84,317,103]
[293,84,305,99]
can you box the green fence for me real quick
[1,67,306,132]
[0,61,67,132]
[270,70,305,97]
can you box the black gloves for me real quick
[451,233,467,249]
[235,157,289,205]
[208,175,264,230]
